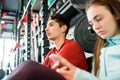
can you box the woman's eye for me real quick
[89,22,93,26]
[96,17,102,21]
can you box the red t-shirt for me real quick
[43,39,88,71]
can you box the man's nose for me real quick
[45,26,48,31]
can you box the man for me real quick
[43,13,88,71]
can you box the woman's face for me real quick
[45,19,65,41]
[87,4,119,39]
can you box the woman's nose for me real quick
[93,22,100,30]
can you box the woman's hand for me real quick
[53,54,77,80]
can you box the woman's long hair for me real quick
[85,0,120,76]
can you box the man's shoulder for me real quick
[65,39,79,45]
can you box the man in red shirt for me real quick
[6,13,88,80]
[43,13,88,71]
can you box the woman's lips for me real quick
[98,31,105,36]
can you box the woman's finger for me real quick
[55,54,75,68]
[56,67,69,76]
[56,67,75,80]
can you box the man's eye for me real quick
[49,24,53,26]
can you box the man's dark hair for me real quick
[48,13,70,35]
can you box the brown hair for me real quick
[85,0,120,76]
[48,13,70,35]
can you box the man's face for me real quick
[45,19,65,41]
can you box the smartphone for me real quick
[49,54,59,63]
[49,54,60,70]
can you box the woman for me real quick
[54,0,120,80]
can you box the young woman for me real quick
[54,0,120,80]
